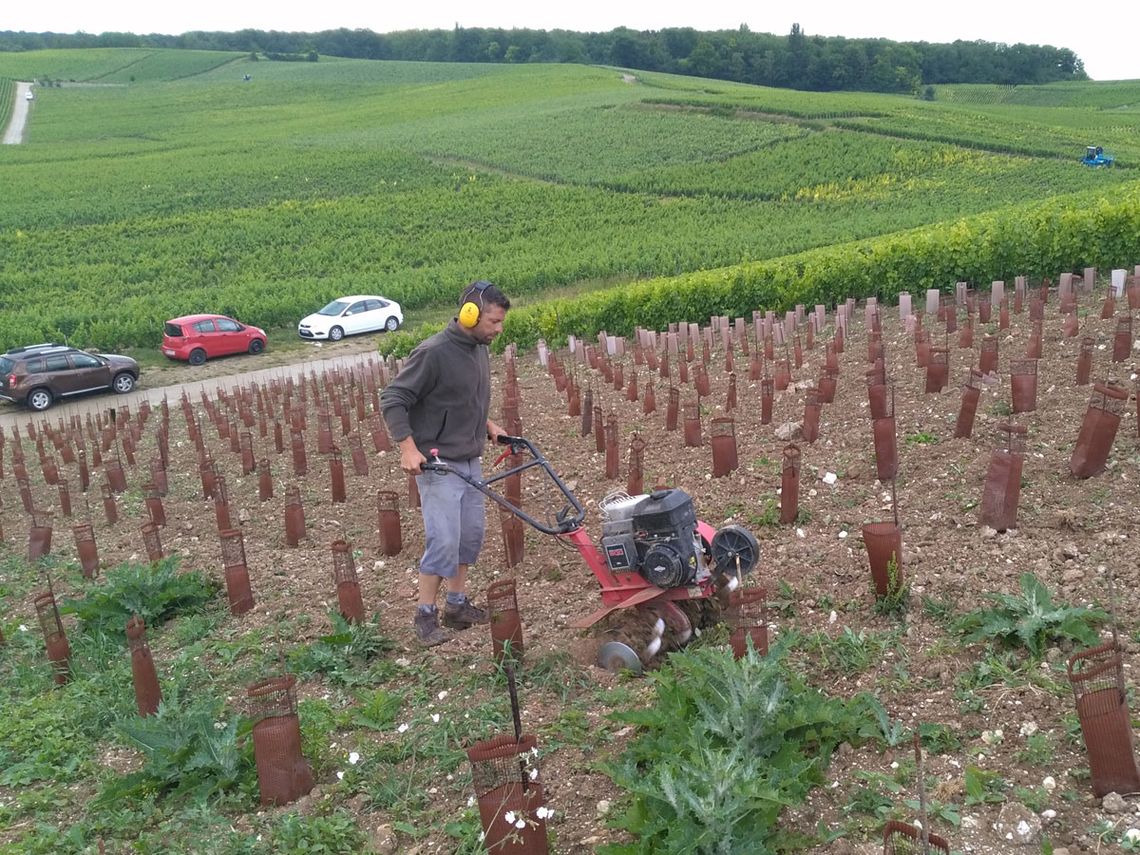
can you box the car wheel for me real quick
[385,316,401,332]
[249,339,265,354]
[113,372,136,394]
[328,326,345,342]
[189,348,207,366]
[27,387,52,412]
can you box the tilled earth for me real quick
[2,283,1139,854]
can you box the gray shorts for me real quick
[415,457,485,578]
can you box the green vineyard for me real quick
[0,51,1138,352]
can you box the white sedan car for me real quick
[298,295,403,341]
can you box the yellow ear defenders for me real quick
[458,280,493,329]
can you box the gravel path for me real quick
[2,81,33,145]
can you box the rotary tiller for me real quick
[422,435,760,672]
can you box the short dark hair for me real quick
[460,280,510,312]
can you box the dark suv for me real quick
[0,344,140,412]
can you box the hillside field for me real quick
[0,51,1139,351]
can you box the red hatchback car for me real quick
[162,314,267,365]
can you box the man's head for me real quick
[457,280,510,345]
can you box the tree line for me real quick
[0,24,1086,93]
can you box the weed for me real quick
[97,692,255,806]
[801,626,903,675]
[905,431,939,445]
[601,642,892,854]
[964,765,1006,806]
[921,595,956,625]
[271,811,367,852]
[919,722,962,754]
[1013,785,1050,813]
[873,555,909,617]
[350,687,404,731]
[61,556,219,638]
[953,572,1108,658]
[1017,732,1056,766]
[288,613,395,686]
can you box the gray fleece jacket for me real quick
[379,320,491,461]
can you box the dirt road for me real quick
[2,81,33,144]
[0,337,387,432]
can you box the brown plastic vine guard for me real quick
[1075,336,1095,386]
[604,414,619,480]
[329,449,346,504]
[1112,315,1132,362]
[626,434,646,496]
[682,399,702,448]
[710,417,738,476]
[978,335,998,375]
[247,675,315,807]
[72,522,100,579]
[141,521,164,563]
[925,347,949,394]
[34,590,70,685]
[883,819,950,853]
[779,444,801,525]
[953,370,983,439]
[760,377,774,425]
[801,390,821,446]
[979,424,1026,532]
[1070,382,1130,479]
[220,529,255,615]
[592,405,605,454]
[284,485,306,547]
[487,579,524,664]
[377,490,402,557]
[258,458,273,502]
[862,522,905,599]
[727,587,768,659]
[1009,359,1038,413]
[467,733,549,854]
[872,392,898,483]
[331,540,366,623]
[28,510,54,562]
[1067,641,1140,797]
[126,616,162,716]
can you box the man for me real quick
[380,280,510,646]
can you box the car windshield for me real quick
[318,301,348,317]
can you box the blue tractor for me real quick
[1081,145,1114,167]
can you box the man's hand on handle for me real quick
[398,436,427,476]
[486,419,508,446]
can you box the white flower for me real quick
[18,624,27,632]
[431,713,440,723]
[397,723,409,733]
[348,752,360,765]
[535,806,553,819]
[336,771,344,781]
[437,690,449,701]
[515,819,526,829]
[504,811,517,825]
[1124,828,1140,843]
[467,796,475,807]
[529,767,539,781]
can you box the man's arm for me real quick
[379,344,438,452]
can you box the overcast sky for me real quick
[5,0,1137,82]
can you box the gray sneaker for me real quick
[414,607,453,647]
[443,597,489,630]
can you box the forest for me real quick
[0,24,1087,93]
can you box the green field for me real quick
[0,50,1138,351]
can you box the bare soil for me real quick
[3,285,1140,853]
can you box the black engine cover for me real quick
[642,542,688,588]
